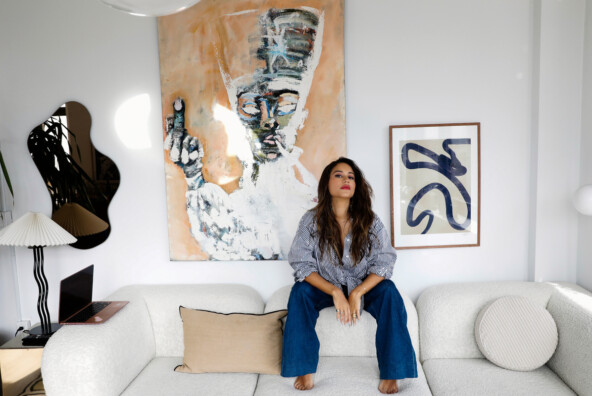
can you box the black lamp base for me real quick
[28,323,62,335]
[22,333,51,347]
[22,323,61,346]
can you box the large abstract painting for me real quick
[390,123,480,249]
[158,0,345,260]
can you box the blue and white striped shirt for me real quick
[288,210,397,306]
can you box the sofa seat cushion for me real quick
[422,358,576,396]
[254,356,432,396]
[120,357,259,396]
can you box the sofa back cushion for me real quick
[265,284,419,357]
[546,286,592,395]
[112,284,265,357]
[416,281,554,361]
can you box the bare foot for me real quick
[379,379,398,394]
[294,374,314,390]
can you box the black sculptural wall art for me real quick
[28,101,120,249]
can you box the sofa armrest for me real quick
[42,286,155,396]
[546,283,592,396]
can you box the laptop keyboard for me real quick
[67,301,110,323]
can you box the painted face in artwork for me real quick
[218,8,323,164]
[237,84,300,162]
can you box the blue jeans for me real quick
[281,279,418,380]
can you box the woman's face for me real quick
[328,162,356,199]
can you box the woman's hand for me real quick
[348,291,362,325]
[331,288,351,325]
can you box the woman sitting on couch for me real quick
[281,157,417,394]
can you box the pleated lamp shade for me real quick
[0,212,77,247]
[52,203,109,237]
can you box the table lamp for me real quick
[0,212,76,340]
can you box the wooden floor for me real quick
[0,348,43,396]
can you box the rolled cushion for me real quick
[175,307,287,375]
[474,296,558,371]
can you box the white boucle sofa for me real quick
[416,281,592,396]
[41,284,431,396]
[42,281,592,396]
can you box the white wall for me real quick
[0,0,586,331]
[532,0,584,282]
[0,212,19,343]
[577,0,592,291]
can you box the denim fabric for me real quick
[281,279,418,380]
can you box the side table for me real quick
[0,334,43,396]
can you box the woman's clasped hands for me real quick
[332,287,362,326]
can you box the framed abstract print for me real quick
[389,123,480,249]
[158,0,346,260]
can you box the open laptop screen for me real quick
[59,265,94,323]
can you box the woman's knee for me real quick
[370,279,404,305]
[375,279,397,295]
[288,281,317,306]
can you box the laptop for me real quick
[58,265,128,325]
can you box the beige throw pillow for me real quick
[475,296,558,371]
[175,307,288,374]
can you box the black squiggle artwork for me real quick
[401,139,471,234]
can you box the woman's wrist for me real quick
[330,285,343,297]
[351,286,366,298]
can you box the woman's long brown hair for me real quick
[314,157,375,266]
